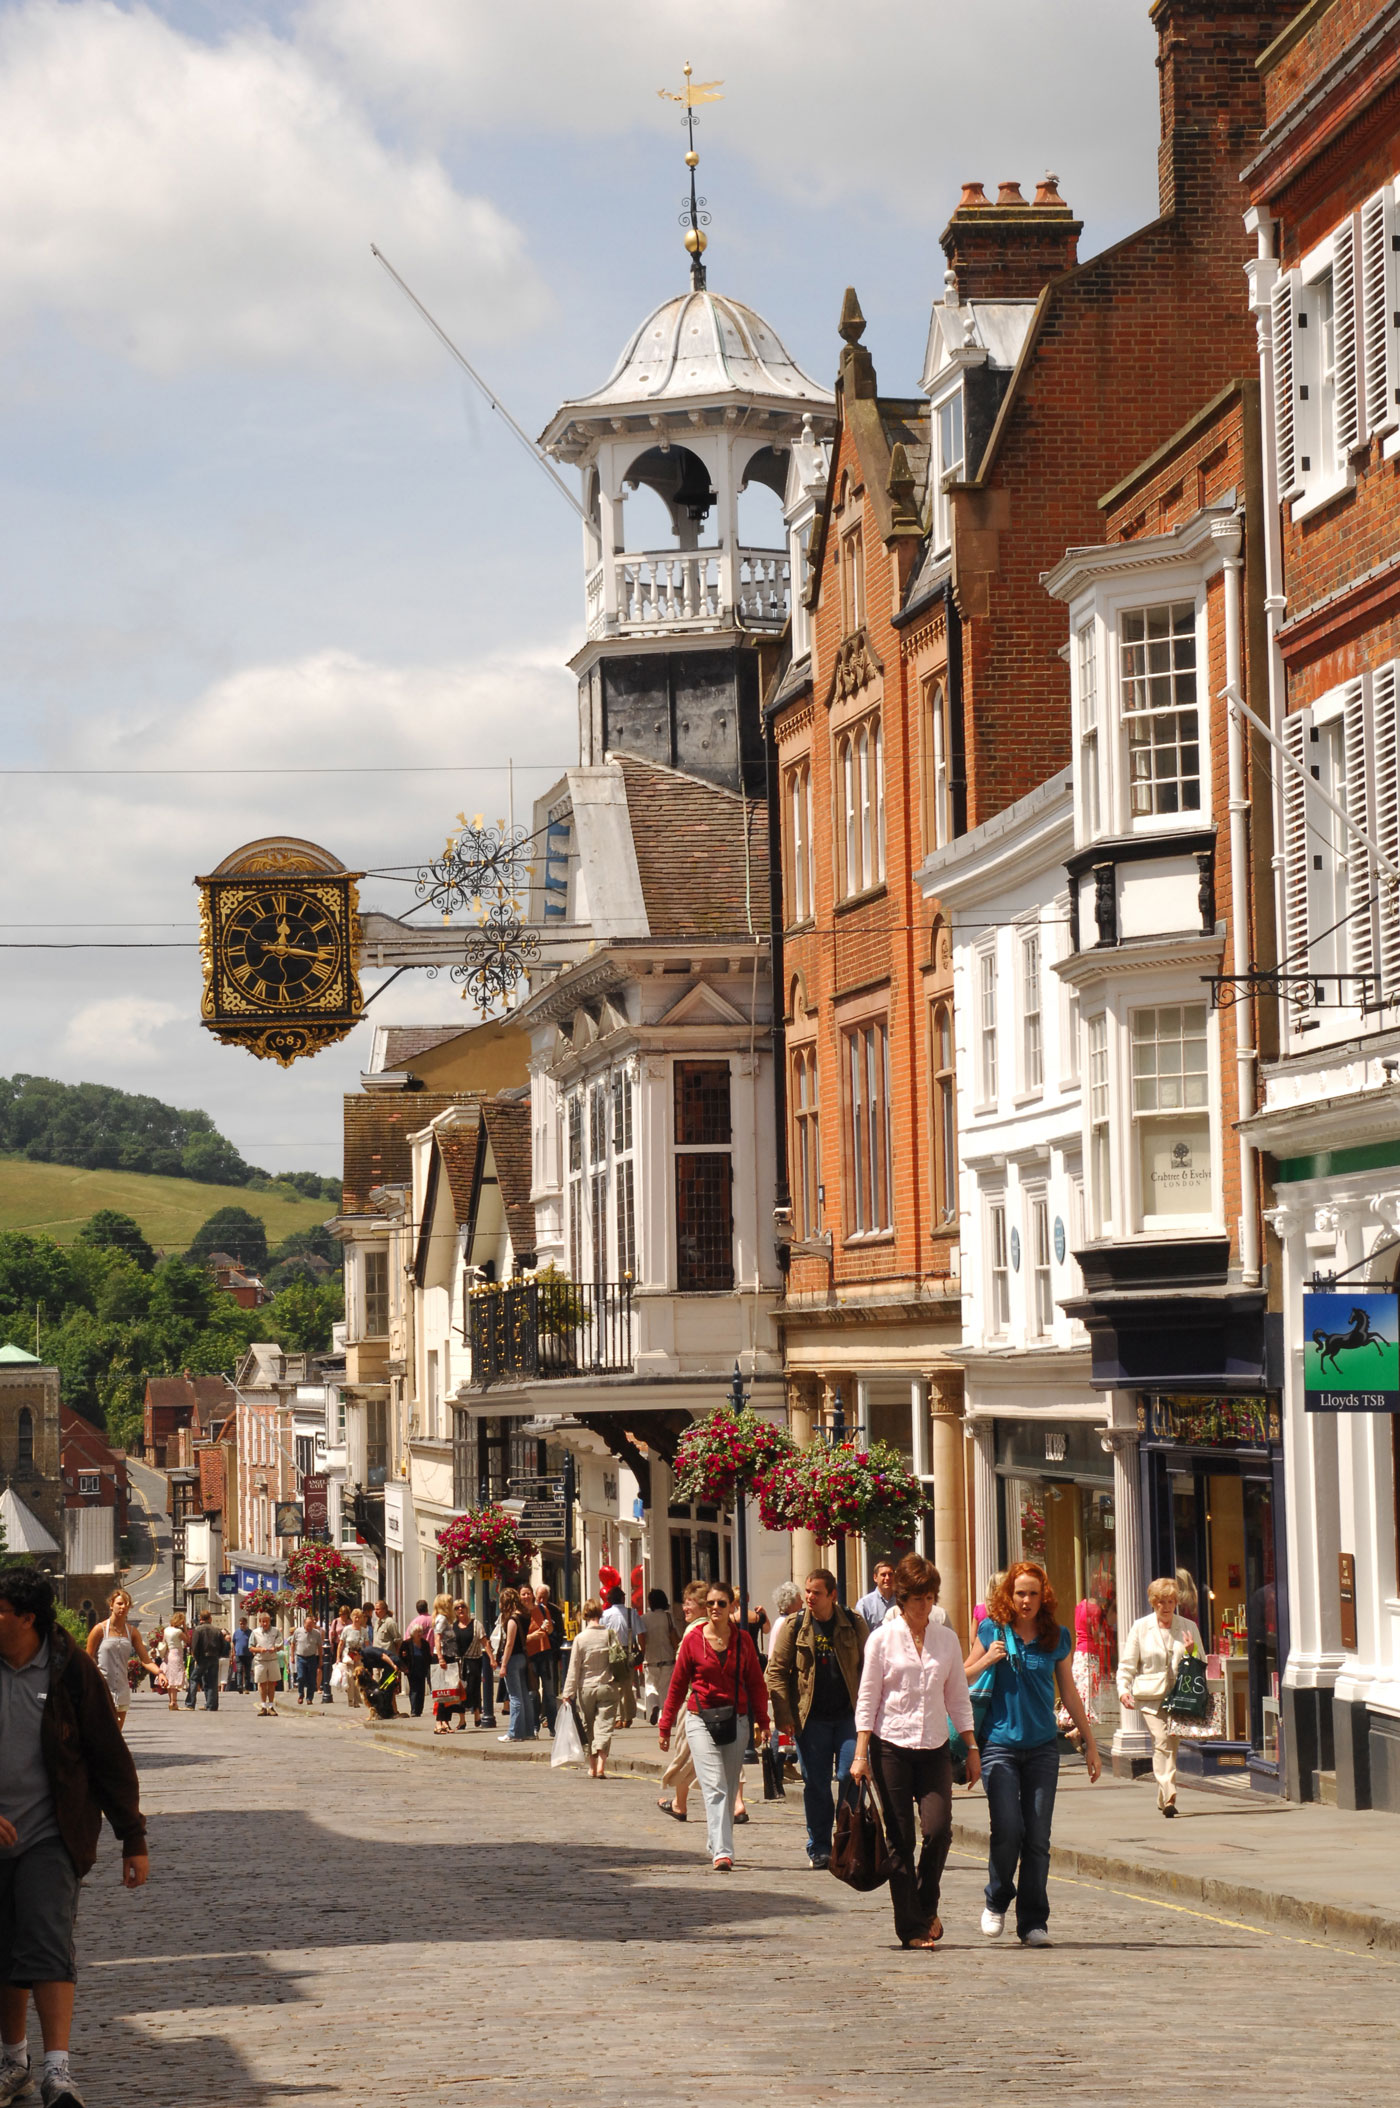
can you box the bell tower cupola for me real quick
[538,72,835,792]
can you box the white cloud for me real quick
[0,0,551,376]
[304,0,1160,244]
[62,995,182,1066]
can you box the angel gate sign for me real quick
[1302,1292,1400,1412]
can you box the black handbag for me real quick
[1162,1646,1210,1722]
[761,1742,786,1800]
[696,1626,743,1746]
[829,1778,890,1891]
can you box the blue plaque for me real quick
[1053,1216,1066,1264]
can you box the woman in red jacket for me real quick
[658,1583,769,1871]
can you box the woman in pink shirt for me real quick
[849,1553,978,1949]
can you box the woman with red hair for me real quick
[963,1562,1100,1948]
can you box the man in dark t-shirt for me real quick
[764,1571,868,1870]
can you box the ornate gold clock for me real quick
[197,838,363,1066]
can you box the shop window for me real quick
[363,1250,389,1338]
[836,716,885,899]
[675,1061,734,1290]
[785,760,814,924]
[1087,1013,1111,1235]
[997,1420,1118,1696]
[977,947,998,1105]
[1120,603,1199,819]
[1021,929,1043,1094]
[1131,1004,1211,1220]
[930,1002,957,1228]
[791,1044,821,1239]
[988,1200,1011,1335]
[842,1020,892,1236]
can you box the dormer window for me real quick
[932,388,965,553]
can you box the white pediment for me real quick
[656,980,748,1028]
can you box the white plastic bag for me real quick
[330,1662,345,1690]
[551,1700,585,1768]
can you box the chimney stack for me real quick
[940,175,1081,304]
[1151,0,1310,221]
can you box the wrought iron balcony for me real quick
[468,1277,634,1386]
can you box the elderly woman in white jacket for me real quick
[849,1553,977,1950]
[1117,1575,1207,1817]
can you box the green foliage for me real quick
[185,1208,269,1272]
[270,1223,338,1266]
[54,1604,89,1643]
[75,1210,157,1273]
[0,1073,331,1196]
[264,1275,341,1354]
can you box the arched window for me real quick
[924,677,952,851]
[16,1407,33,1469]
[785,760,814,925]
[930,1003,957,1228]
[836,716,885,899]
[790,1046,821,1240]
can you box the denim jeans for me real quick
[504,1654,535,1739]
[687,1714,747,1862]
[186,1662,219,1711]
[534,1654,558,1735]
[981,1739,1061,1937]
[795,1710,857,1861]
[294,1656,319,1703]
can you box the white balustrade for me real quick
[589,546,791,638]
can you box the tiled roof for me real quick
[144,1374,235,1425]
[341,1092,469,1213]
[436,1129,480,1224]
[482,1097,536,1257]
[60,1408,123,1470]
[380,1026,467,1069]
[615,756,770,940]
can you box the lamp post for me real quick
[824,1386,863,1605]
[725,1362,755,1768]
[561,1450,577,1617]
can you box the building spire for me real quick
[658,62,723,291]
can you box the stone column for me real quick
[970,1418,998,1611]
[1102,1424,1152,1773]
[928,1371,968,1642]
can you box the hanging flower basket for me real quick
[286,1544,365,1610]
[754,1441,927,1547]
[672,1403,796,1507]
[239,1588,285,1620]
[436,1504,535,1579]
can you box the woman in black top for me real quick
[498,1587,536,1741]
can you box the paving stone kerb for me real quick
[280,1701,1400,1955]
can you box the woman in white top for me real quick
[161,1611,189,1713]
[849,1554,978,1950]
[1117,1575,1206,1817]
[86,1588,155,1733]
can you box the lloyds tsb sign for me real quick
[1302,1293,1400,1412]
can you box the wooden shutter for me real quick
[1334,215,1362,460]
[1282,709,1311,972]
[1361,187,1400,437]
[1374,663,1400,1001]
[1343,678,1373,988]
[1271,272,1300,497]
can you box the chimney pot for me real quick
[1033,172,1065,208]
[996,181,1026,207]
[957,182,990,209]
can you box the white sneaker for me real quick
[1021,1926,1051,1948]
[0,2058,31,2105]
[980,1908,1005,1938]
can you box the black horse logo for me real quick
[1312,1307,1391,1376]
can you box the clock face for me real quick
[219,888,343,1009]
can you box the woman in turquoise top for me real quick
[964,1561,1100,1946]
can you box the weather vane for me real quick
[658,62,723,290]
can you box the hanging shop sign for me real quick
[274,1501,305,1539]
[302,1474,329,1531]
[1138,1394,1281,1446]
[1302,1293,1400,1412]
[196,837,364,1068]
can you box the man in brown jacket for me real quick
[0,1566,147,2108]
[765,1569,868,1871]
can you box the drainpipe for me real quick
[1215,514,1260,1288]
[1244,207,1289,1033]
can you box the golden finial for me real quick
[658,62,723,290]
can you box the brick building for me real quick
[143,1373,234,1468]
[1238,0,1400,1813]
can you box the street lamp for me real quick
[726,1362,751,1633]
[823,1385,864,1604]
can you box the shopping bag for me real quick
[1163,1650,1211,1722]
[829,1778,891,1891]
[551,1700,585,1768]
[329,1662,345,1690]
[761,1743,786,1800]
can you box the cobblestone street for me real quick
[63,1692,1399,2108]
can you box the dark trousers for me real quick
[229,1656,252,1693]
[533,1654,558,1735]
[186,1661,220,1711]
[407,1672,428,1718]
[795,1709,857,1861]
[982,1739,1060,1937]
[869,1736,953,1944]
[295,1656,319,1702]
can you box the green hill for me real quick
[0,1157,335,1254]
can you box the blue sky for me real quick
[0,0,1160,1175]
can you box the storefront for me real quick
[1138,1391,1286,1784]
[993,1417,1120,1738]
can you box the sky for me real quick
[0,0,1162,1177]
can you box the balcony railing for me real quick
[585,547,790,640]
[468,1277,634,1386]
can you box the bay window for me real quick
[1120,602,1200,818]
[1088,1013,1111,1235]
[1131,1004,1212,1220]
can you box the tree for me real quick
[0,1232,87,1328]
[185,1208,268,1272]
[180,1130,253,1186]
[264,1275,342,1355]
[269,1224,338,1266]
[76,1210,157,1273]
